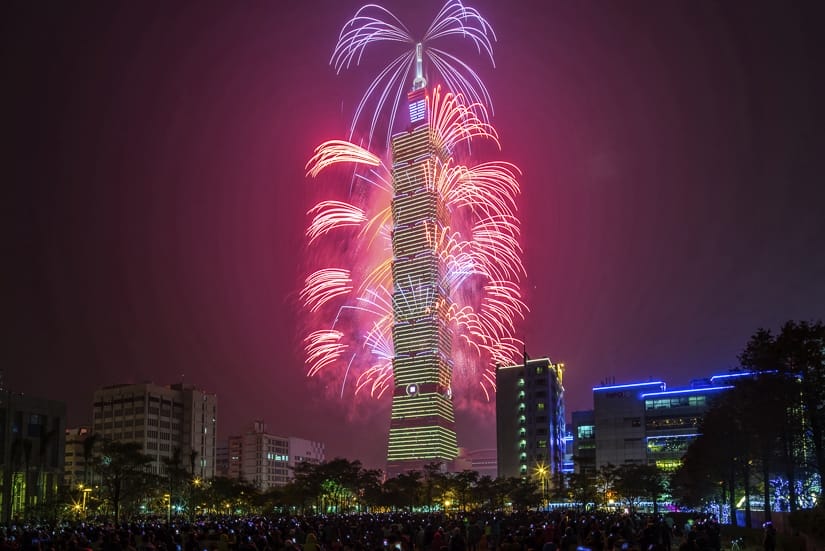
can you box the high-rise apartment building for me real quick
[386,85,458,476]
[92,382,217,478]
[226,421,324,490]
[496,356,566,489]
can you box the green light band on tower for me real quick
[386,87,458,476]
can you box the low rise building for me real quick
[592,371,754,472]
[226,421,324,490]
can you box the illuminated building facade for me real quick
[92,382,217,479]
[386,86,459,476]
[227,421,324,490]
[570,410,596,477]
[0,391,66,524]
[496,356,566,488]
[593,371,753,471]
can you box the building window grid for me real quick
[644,395,707,410]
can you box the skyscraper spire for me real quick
[412,43,427,90]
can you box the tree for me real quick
[162,447,190,519]
[385,470,423,511]
[8,436,32,520]
[450,470,479,511]
[423,462,447,510]
[503,476,541,511]
[96,440,152,523]
[357,467,384,511]
[205,476,259,515]
[473,475,497,511]
[670,434,724,509]
[613,463,666,513]
[82,432,100,486]
[36,427,59,512]
[776,321,825,499]
[740,322,824,511]
[732,373,798,520]
[318,458,364,512]
[567,472,598,507]
[595,463,619,507]
[670,322,825,520]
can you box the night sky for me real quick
[4,1,824,470]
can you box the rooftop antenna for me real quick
[412,43,426,90]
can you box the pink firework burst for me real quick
[302,83,527,411]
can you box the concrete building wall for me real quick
[64,426,91,486]
[593,382,664,469]
[225,422,324,491]
[92,382,217,478]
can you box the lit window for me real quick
[577,425,594,439]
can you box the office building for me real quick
[0,391,66,523]
[496,356,565,489]
[385,82,458,477]
[593,372,753,471]
[92,382,217,478]
[569,410,596,477]
[593,380,664,468]
[226,421,324,490]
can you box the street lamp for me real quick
[535,464,548,509]
[80,486,92,518]
[163,493,171,524]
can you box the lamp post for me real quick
[535,464,548,509]
[164,493,171,524]
[81,487,92,517]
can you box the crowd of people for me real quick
[0,511,737,551]
[0,511,732,551]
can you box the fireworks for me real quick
[331,0,496,149]
[300,1,526,411]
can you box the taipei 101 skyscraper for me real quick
[385,45,458,476]
[302,2,526,479]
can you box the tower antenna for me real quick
[412,43,426,90]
